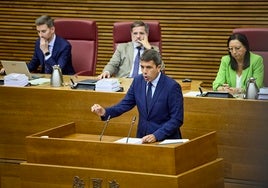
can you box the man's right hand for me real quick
[91,104,106,116]
[39,38,49,55]
[0,68,5,75]
[97,71,111,79]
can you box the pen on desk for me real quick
[199,87,203,96]
[70,78,75,85]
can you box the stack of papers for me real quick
[4,73,28,87]
[258,87,268,100]
[95,78,121,92]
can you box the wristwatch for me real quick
[44,51,50,56]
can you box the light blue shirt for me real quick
[147,72,161,97]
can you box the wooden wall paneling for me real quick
[1,1,268,88]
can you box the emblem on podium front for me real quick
[109,179,120,188]
[73,176,85,188]
[91,178,103,188]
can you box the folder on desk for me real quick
[72,79,97,90]
[202,91,234,98]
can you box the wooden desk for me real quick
[26,75,201,93]
[0,76,200,160]
[20,125,223,188]
[1,77,267,187]
[182,97,268,187]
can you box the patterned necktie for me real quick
[146,82,152,113]
[132,47,141,77]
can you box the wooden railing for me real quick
[1,0,268,87]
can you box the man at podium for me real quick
[91,49,183,143]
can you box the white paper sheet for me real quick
[183,91,201,97]
[29,78,50,85]
[159,139,189,145]
[114,137,142,144]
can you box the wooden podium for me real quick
[21,122,224,188]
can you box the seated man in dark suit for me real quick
[0,15,75,75]
[27,15,75,75]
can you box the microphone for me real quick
[99,115,111,141]
[126,116,136,143]
[70,78,78,89]
[198,87,204,96]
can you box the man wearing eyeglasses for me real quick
[213,33,264,94]
[98,21,164,79]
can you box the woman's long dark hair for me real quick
[227,33,250,70]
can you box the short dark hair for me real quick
[140,49,162,67]
[35,15,54,28]
[227,33,250,70]
[131,21,149,34]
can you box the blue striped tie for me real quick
[132,47,141,77]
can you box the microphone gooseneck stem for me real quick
[99,115,111,141]
[199,87,203,96]
[126,116,136,143]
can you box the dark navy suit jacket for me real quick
[27,35,75,75]
[104,73,184,141]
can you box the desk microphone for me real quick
[70,78,77,89]
[198,87,204,96]
[99,115,111,141]
[126,116,136,143]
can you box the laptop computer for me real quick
[1,60,37,80]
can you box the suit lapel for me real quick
[127,42,134,65]
[147,74,165,115]
[52,36,60,57]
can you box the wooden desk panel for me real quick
[0,76,200,160]
[182,97,268,185]
[20,159,224,188]
[25,123,218,175]
[1,79,268,187]
[0,86,135,160]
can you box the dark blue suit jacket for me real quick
[27,35,75,75]
[104,73,184,141]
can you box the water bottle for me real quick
[245,77,259,99]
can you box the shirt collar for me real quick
[149,72,161,87]
[133,42,144,50]
[49,34,56,48]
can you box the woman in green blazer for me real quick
[213,33,264,93]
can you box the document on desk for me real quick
[29,78,50,85]
[114,137,142,144]
[95,78,121,92]
[159,139,189,145]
